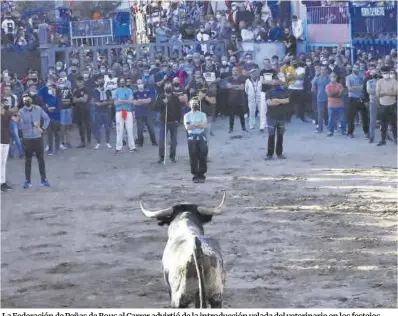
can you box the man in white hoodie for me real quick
[291,15,304,41]
[245,69,262,130]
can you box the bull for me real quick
[140,191,226,308]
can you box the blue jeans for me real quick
[317,101,328,132]
[94,110,112,144]
[159,121,179,159]
[327,107,346,134]
[136,115,157,145]
[9,120,23,156]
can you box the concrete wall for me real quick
[307,24,350,43]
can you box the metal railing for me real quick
[350,6,397,36]
[70,19,113,39]
[306,6,349,24]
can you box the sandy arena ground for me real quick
[1,118,397,308]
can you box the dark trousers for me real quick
[288,89,306,120]
[347,97,369,136]
[380,104,397,142]
[267,119,284,157]
[94,110,112,144]
[159,121,178,159]
[217,89,229,115]
[188,135,208,179]
[75,105,91,144]
[229,104,246,130]
[136,115,157,145]
[47,119,60,152]
[23,137,46,181]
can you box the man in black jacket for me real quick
[154,82,182,164]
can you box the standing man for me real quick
[113,78,136,153]
[18,94,50,189]
[1,99,18,191]
[227,67,247,133]
[73,76,91,148]
[134,79,157,147]
[325,72,346,136]
[245,69,262,130]
[154,82,182,163]
[45,84,61,155]
[375,67,397,146]
[346,64,369,138]
[92,76,113,150]
[264,75,290,160]
[58,77,74,148]
[184,98,208,183]
[288,59,308,122]
[312,65,330,133]
[260,59,278,132]
[366,67,381,143]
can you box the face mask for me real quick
[56,67,62,71]
[83,74,89,79]
[330,77,337,83]
[58,84,65,89]
[306,62,312,66]
[100,69,106,74]
[200,29,205,33]
[49,70,55,75]
[390,74,396,79]
[370,70,377,76]
[222,61,228,66]
[30,91,37,95]
[48,89,53,95]
[192,104,200,111]
[137,84,144,90]
[246,60,252,64]
[383,74,390,79]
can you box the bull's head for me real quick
[140,191,226,226]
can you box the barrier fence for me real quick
[70,19,113,39]
[306,6,349,24]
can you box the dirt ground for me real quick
[1,118,397,308]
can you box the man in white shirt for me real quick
[1,16,15,43]
[291,15,304,41]
[245,69,262,130]
[184,98,208,183]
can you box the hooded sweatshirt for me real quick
[18,105,50,139]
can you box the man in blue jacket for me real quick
[18,94,50,189]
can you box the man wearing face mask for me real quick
[365,65,381,144]
[92,76,113,150]
[346,64,368,138]
[73,76,91,148]
[227,67,247,133]
[153,82,182,163]
[42,84,61,155]
[104,70,118,95]
[113,78,136,153]
[133,79,157,147]
[375,66,398,146]
[18,94,50,189]
[58,78,73,149]
[172,77,188,114]
[55,61,64,75]
[287,59,308,122]
[245,69,262,130]
[184,98,208,183]
[155,63,170,94]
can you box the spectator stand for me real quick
[69,19,114,47]
[303,2,352,60]
[349,1,397,59]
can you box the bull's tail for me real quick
[193,236,207,308]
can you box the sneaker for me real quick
[193,177,200,183]
[210,131,215,136]
[197,178,205,183]
[277,154,287,159]
[94,144,100,150]
[47,150,54,156]
[130,148,137,152]
[242,128,248,132]
[365,133,369,139]
[106,143,112,149]
[23,181,32,189]
[228,128,233,133]
[377,141,386,146]
[60,144,67,150]
[77,143,86,148]
[65,143,73,148]
[327,132,334,137]
[45,145,49,152]
[152,142,158,146]
[347,134,354,138]
[1,183,12,192]
[264,155,273,161]
[158,157,164,164]
[249,126,254,130]
[259,129,264,132]
[115,149,122,154]
[169,157,176,163]
[369,138,374,144]
[41,179,50,187]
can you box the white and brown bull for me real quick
[140,191,226,308]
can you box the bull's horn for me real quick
[197,191,226,215]
[140,201,173,218]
